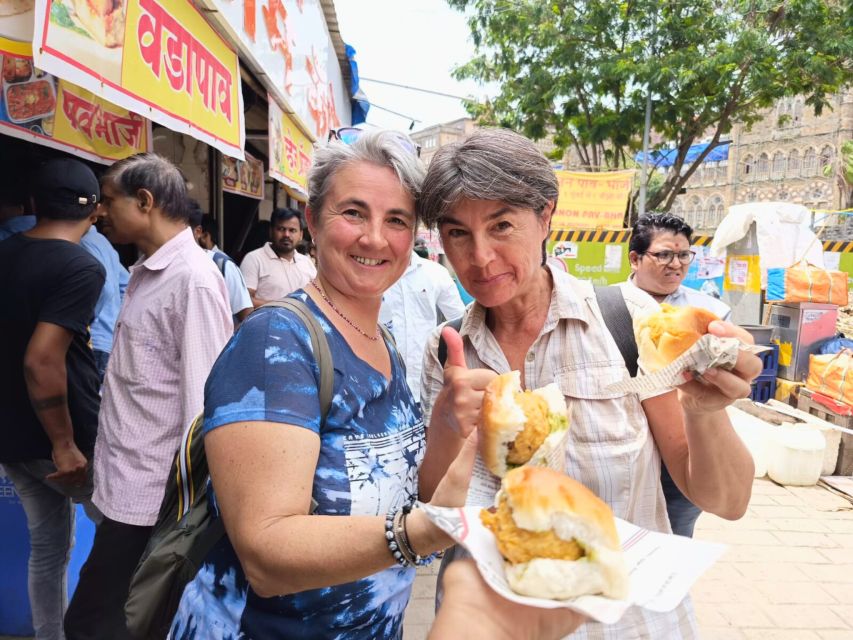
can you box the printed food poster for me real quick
[222,151,264,200]
[0,37,149,162]
[0,0,33,41]
[32,0,244,158]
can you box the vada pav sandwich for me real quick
[480,372,569,478]
[480,466,629,600]
[635,303,721,373]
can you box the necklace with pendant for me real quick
[310,280,380,341]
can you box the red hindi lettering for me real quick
[285,137,297,170]
[162,18,193,94]
[137,0,165,78]
[62,90,98,139]
[298,150,311,176]
[215,67,233,123]
[244,0,256,42]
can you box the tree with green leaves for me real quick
[450,0,853,213]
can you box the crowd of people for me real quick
[0,126,761,640]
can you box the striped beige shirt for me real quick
[421,267,698,639]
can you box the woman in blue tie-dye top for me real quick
[169,130,478,639]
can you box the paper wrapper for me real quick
[423,504,726,624]
[605,335,770,396]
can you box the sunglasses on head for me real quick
[328,127,421,158]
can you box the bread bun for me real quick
[635,303,720,372]
[70,0,127,48]
[480,372,569,477]
[481,466,629,600]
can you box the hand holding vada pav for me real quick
[480,466,629,600]
[635,303,721,373]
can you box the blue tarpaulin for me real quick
[635,142,730,168]
[345,44,370,125]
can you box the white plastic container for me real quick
[727,407,771,478]
[767,426,826,486]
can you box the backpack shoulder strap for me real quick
[211,251,232,277]
[260,298,334,424]
[593,285,639,378]
[378,323,406,372]
[437,316,465,368]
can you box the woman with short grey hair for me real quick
[417,127,761,639]
[169,129,478,639]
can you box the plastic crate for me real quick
[757,343,780,378]
[749,374,777,404]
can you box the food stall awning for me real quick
[31,0,245,159]
[0,36,151,164]
[345,44,369,125]
[635,142,730,168]
[195,0,352,142]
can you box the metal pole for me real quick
[639,91,652,218]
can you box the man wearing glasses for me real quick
[627,213,731,321]
[623,212,732,539]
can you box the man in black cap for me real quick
[0,156,105,640]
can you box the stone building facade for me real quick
[409,91,851,235]
[410,117,477,165]
[670,90,853,233]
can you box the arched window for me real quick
[689,196,704,229]
[820,146,834,174]
[706,163,717,186]
[776,98,792,125]
[670,199,683,219]
[802,148,817,176]
[708,195,725,227]
[787,150,800,177]
[772,152,786,178]
[742,155,754,180]
[793,98,804,124]
[716,160,728,183]
[756,153,770,179]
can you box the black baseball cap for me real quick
[33,158,99,207]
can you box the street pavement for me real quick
[2,477,850,640]
[403,477,853,639]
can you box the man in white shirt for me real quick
[188,201,252,324]
[380,252,466,404]
[623,212,732,539]
[239,208,316,306]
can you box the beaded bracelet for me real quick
[384,507,410,567]
[400,503,442,567]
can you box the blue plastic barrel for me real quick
[0,469,96,636]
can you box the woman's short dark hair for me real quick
[418,127,559,228]
[630,213,693,254]
[103,153,189,222]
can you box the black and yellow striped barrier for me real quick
[549,230,853,252]
[822,240,853,253]
[549,229,631,243]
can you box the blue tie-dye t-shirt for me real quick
[170,292,424,640]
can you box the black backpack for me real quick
[124,298,335,640]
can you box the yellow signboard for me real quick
[0,37,149,163]
[222,152,264,200]
[553,170,635,230]
[32,0,243,159]
[268,97,312,196]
